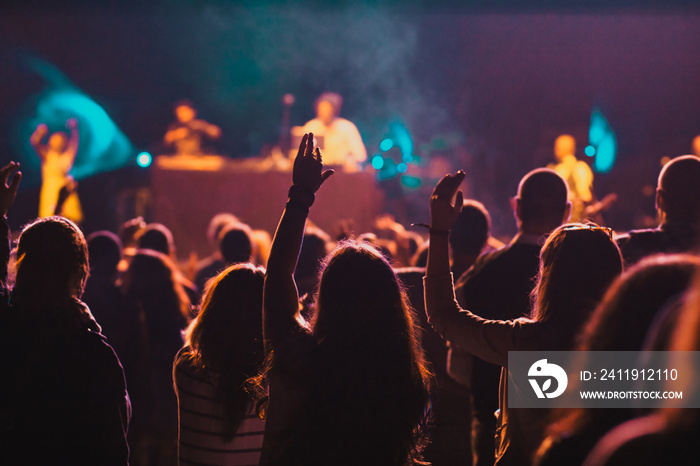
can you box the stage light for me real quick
[589,108,616,174]
[589,124,605,144]
[584,145,596,157]
[397,162,407,173]
[388,121,414,164]
[379,138,394,152]
[594,135,616,174]
[371,154,384,170]
[137,152,152,168]
[400,175,422,189]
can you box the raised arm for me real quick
[199,120,222,139]
[424,171,522,367]
[66,118,79,160]
[0,162,22,289]
[263,133,333,352]
[30,124,48,158]
[426,171,465,278]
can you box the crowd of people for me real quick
[1,132,699,465]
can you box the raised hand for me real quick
[292,133,334,195]
[430,170,466,232]
[30,124,49,146]
[66,118,78,130]
[0,162,22,217]
[266,136,333,349]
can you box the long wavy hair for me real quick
[12,217,89,322]
[121,249,190,353]
[538,254,700,455]
[178,263,265,441]
[308,241,433,465]
[578,254,700,352]
[530,224,623,347]
[660,267,700,427]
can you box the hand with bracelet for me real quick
[426,170,466,277]
[429,170,466,235]
[287,132,334,214]
[264,133,333,352]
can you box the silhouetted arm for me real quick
[424,171,524,367]
[30,124,48,159]
[426,171,465,279]
[0,162,22,289]
[263,133,333,352]
[66,118,79,163]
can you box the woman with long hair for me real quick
[535,254,700,466]
[173,263,266,465]
[0,161,129,465]
[259,134,432,465]
[121,249,190,466]
[582,267,700,466]
[424,171,623,465]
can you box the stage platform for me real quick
[151,156,385,259]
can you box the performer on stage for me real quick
[164,100,221,156]
[548,134,593,221]
[298,92,366,172]
[30,118,83,223]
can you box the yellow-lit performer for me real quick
[30,118,83,223]
[298,92,366,172]
[548,134,593,221]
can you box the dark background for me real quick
[2,1,699,239]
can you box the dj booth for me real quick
[151,155,385,259]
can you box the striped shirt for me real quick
[174,349,265,466]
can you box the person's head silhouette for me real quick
[656,155,700,224]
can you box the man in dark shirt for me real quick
[0,163,130,465]
[453,168,570,466]
[616,155,700,266]
[450,200,493,280]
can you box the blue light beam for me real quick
[589,108,617,174]
[21,56,135,180]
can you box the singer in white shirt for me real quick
[299,92,367,172]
